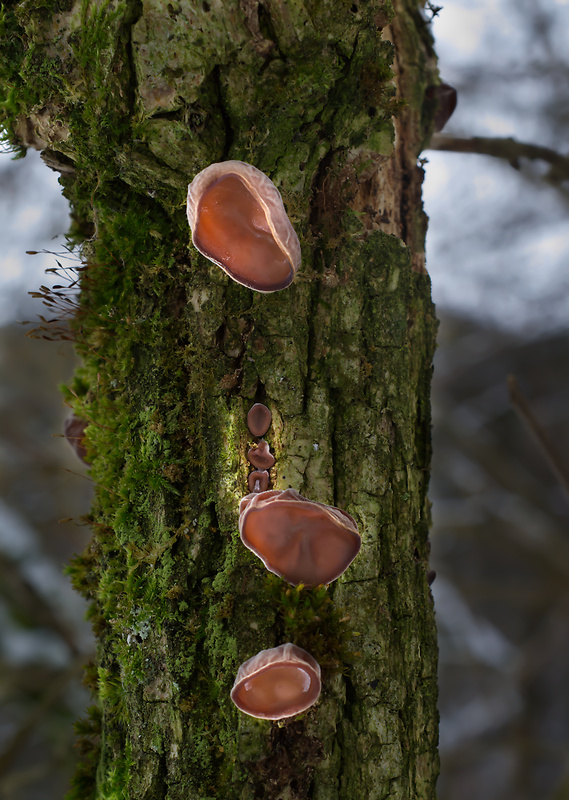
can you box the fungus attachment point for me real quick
[239,489,361,587]
[247,439,275,470]
[231,643,321,720]
[248,470,269,493]
[247,403,272,437]
[187,161,300,292]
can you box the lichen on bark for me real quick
[0,0,440,797]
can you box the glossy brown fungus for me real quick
[187,161,301,292]
[239,488,361,587]
[63,413,88,463]
[248,470,270,493]
[426,82,458,132]
[247,439,275,470]
[247,403,272,437]
[231,643,321,720]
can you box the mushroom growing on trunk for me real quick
[63,413,88,463]
[248,469,269,493]
[187,161,300,292]
[239,488,361,587]
[247,440,275,470]
[231,643,321,720]
[246,403,272,437]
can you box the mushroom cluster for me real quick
[187,162,300,292]
[245,402,274,494]
[186,161,362,720]
[231,403,362,720]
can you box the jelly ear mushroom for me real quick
[248,470,269,493]
[239,488,361,587]
[231,643,321,720]
[426,82,457,132]
[187,161,300,292]
[247,403,272,437]
[247,439,275,470]
[63,413,88,463]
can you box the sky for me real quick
[422,0,569,335]
[0,0,568,335]
[0,145,72,326]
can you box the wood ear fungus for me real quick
[247,440,275,470]
[231,643,321,720]
[426,82,457,132]
[248,470,270,493]
[239,488,361,587]
[187,161,300,292]
[247,403,272,437]
[64,413,88,462]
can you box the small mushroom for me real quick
[248,469,270,493]
[239,488,361,587]
[426,82,457,132]
[247,439,275,470]
[63,413,88,463]
[247,403,272,437]
[187,161,301,292]
[231,643,321,720]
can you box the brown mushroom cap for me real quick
[187,161,300,292]
[247,439,275,469]
[248,470,269,493]
[231,643,321,720]
[63,413,88,463]
[426,82,458,132]
[239,489,361,587]
[247,403,272,437]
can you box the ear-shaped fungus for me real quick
[247,439,275,470]
[63,413,88,463]
[247,403,272,437]
[231,643,321,720]
[426,82,458,132]
[187,161,300,292]
[248,470,269,493]
[239,489,361,587]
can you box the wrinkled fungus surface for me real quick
[187,161,300,292]
[231,643,321,720]
[239,489,361,586]
[247,404,272,437]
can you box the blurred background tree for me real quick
[1,0,569,798]
[423,1,569,797]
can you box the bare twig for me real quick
[428,133,569,185]
[507,375,569,502]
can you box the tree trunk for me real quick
[1,0,439,797]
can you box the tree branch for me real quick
[427,133,569,184]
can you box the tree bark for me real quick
[1,0,439,797]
